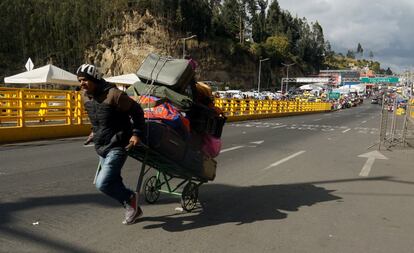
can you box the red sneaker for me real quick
[123,193,143,225]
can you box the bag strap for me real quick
[152,56,170,83]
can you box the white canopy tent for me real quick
[299,84,314,90]
[299,84,323,91]
[104,73,140,91]
[104,73,139,86]
[4,64,78,86]
[333,84,366,94]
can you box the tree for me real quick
[311,21,325,69]
[250,0,268,43]
[356,43,363,57]
[369,51,374,59]
[324,40,334,57]
[346,50,355,59]
[385,67,393,75]
[265,0,282,36]
[264,35,289,59]
[220,0,243,40]
[371,62,381,73]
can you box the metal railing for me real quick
[0,87,88,127]
[214,98,331,117]
[0,87,332,143]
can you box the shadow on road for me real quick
[140,176,410,232]
[0,193,117,253]
[140,182,341,232]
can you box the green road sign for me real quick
[360,77,399,83]
[328,92,341,99]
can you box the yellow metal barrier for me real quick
[214,98,332,121]
[1,88,332,143]
[0,87,90,143]
[410,99,414,119]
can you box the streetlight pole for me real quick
[182,35,197,59]
[258,58,270,93]
[281,62,296,94]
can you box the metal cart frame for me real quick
[94,144,208,212]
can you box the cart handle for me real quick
[125,142,149,151]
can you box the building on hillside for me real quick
[319,69,360,86]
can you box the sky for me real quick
[277,0,414,73]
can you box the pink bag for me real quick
[201,135,222,158]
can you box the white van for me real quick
[225,90,243,99]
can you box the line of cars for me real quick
[371,92,408,112]
[331,93,364,110]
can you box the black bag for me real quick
[187,103,227,138]
[200,157,217,180]
[181,147,217,181]
[137,53,195,92]
[142,121,187,162]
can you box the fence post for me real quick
[75,91,83,124]
[18,89,24,127]
[66,92,73,125]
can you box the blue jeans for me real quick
[96,148,133,205]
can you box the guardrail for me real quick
[0,87,89,126]
[0,87,91,143]
[0,87,332,143]
[215,98,331,121]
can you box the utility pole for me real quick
[258,58,270,93]
[281,62,296,94]
[182,35,197,59]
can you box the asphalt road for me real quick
[1,102,414,253]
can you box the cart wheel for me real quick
[181,182,198,212]
[144,176,160,204]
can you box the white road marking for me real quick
[250,140,264,145]
[313,118,322,121]
[272,125,287,129]
[220,145,245,153]
[342,128,351,133]
[361,120,367,124]
[358,151,388,177]
[263,151,306,170]
[84,144,94,147]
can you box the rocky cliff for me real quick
[86,10,290,89]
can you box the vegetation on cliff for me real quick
[0,0,386,87]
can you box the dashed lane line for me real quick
[262,151,306,170]
[271,125,287,129]
[342,128,351,133]
[220,145,245,153]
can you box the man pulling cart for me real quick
[79,53,226,225]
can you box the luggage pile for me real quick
[130,53,226,181]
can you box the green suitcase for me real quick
[137,53,195,92]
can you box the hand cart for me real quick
[95,143,209,212]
